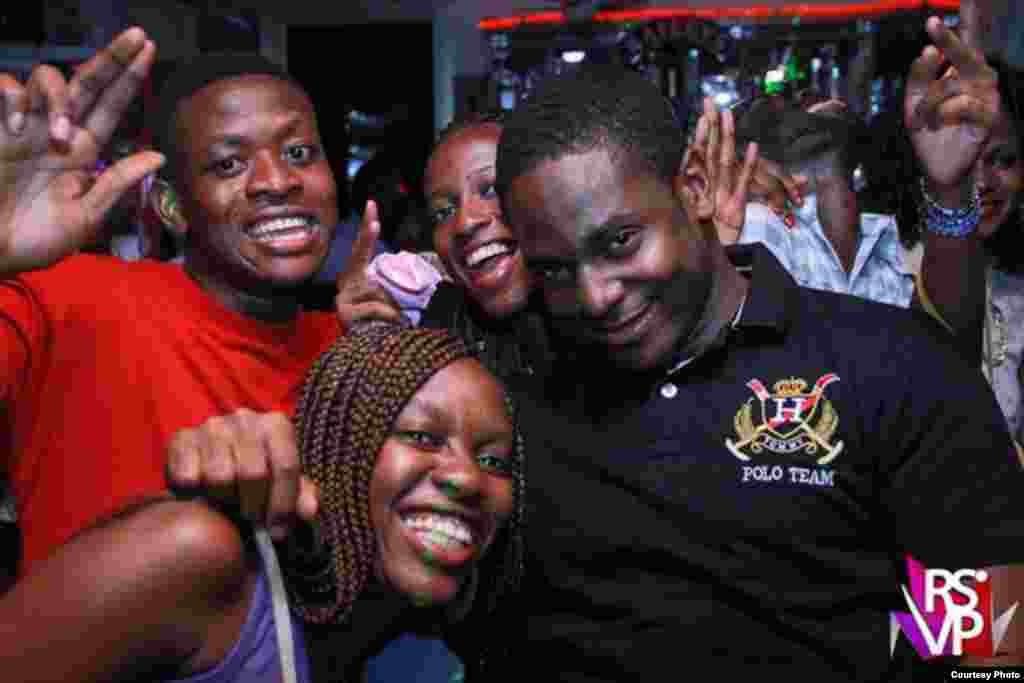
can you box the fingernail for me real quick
[8,112,24,135]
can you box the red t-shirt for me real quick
[0,255,340,575]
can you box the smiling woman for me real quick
[0,323,524,683]
[412,110,557,385]
[425,111,531,321]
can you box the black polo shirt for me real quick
[511,243,1024,682]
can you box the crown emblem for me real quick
[727,373,844,465]
[773,378,808,397]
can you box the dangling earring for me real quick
[159,191,180,224]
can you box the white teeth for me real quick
[249,216,313,238]
[402,512,474,546]
[465,242,511,269]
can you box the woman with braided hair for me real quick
[0,323,523,683]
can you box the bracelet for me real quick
[917,176,978,237]
[918,177,980,238]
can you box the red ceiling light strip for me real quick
[478,1,959,30]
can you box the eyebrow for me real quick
[428,164,495,202]
[207,135,246,155]
[400,396,448,424]
[583,212,647,249]
[204,116,306,156]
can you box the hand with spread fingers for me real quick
[905,16,1001,196]
[166,408,319,541]
[0,27,164,278]
[334,199,405,328]
[694,98,759,245]
[693,97,806,245]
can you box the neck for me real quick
[185,261,301,323]
[813,182,860,273]
[678,247,750,362]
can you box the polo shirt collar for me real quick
[724,242,796,339]
[661,243,796,380]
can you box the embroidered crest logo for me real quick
[726,373,844,464]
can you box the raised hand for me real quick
[905,16,1000,194]
[693,98,760,245]
[334,200,404,327]
[0,27,164,277]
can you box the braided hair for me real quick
[285,322,525,640]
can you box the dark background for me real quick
[288,23,435,216]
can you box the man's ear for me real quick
[151,179,187,237]
[674,145,715,224]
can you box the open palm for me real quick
[0,28,163,276]
[693,100,758,245]
[905,17,1000,190]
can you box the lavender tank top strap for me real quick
[168,533,310,683]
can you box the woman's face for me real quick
[425,123,532,319]
[976,109,1023,239]
[370,358,516,606]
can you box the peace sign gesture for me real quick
[692,98,759,244]
[905,16,1000,193]
[692,98,806,245]
[0,27,164,277]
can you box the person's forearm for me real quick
[913,177,987,364]
[0,497,248,682]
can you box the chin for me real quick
[388,566,464,608]
[473,283,531,320]
[477,296,526,320]
[262,261,326,289]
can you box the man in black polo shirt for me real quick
[491,19,1024,682]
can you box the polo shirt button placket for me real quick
[660,383,678,399]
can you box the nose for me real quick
[247,151,301,199]
[431,441,485,502]
[454,195,494,239]
[577,263,624,320]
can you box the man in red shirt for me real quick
[0,28,345,575]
